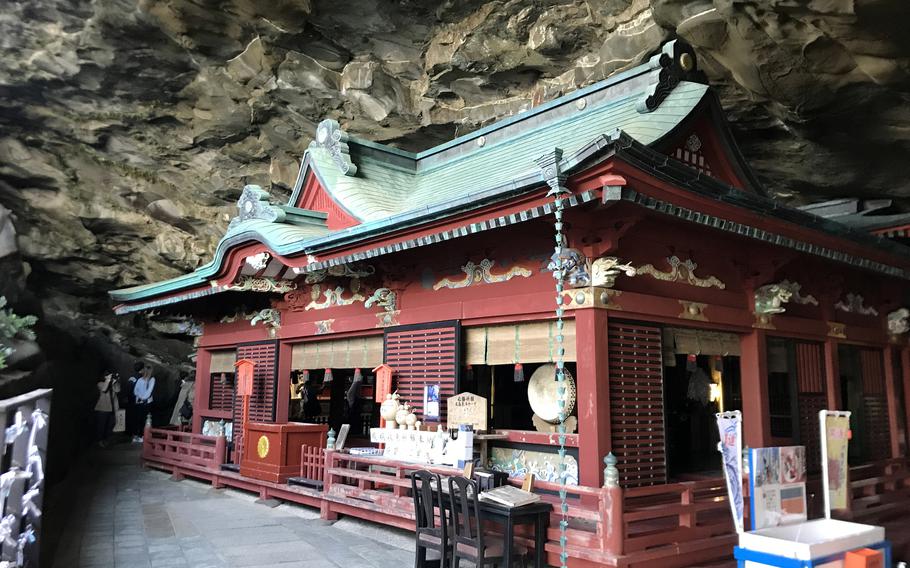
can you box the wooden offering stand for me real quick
[240,422,328,484]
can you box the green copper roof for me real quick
[110,218,328,302]
[300,81,708,222]
[108,41,728,308]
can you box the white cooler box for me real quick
[734,518,889,568]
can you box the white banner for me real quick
[716,410,744,533]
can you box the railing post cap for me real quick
[604,452,617,466]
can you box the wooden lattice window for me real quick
[383,322,460,423]
[208,373,235,412]
[608,321,666,487]
[860,349,890,461]
[232,341,279,462]
[795,342,826,472]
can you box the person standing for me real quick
[132,364,156,443]
[94,372,120,447]
[125,361,143,440]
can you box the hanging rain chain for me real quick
[536,149,570,568]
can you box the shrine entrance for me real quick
[662,328,742,479]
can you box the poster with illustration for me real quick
[715,411,744,533]
[749,446,807,530]
[820,410,851,514]
[424,385,440,420]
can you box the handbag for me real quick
[113,409,126,432]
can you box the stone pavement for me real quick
[49,445,415,568]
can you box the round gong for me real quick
[527,364,576,423]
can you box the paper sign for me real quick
[716,411,744,533]
[424,385,440,420]
[447,392,487,431]
[820,410,851,515]
[372,364,394,404]
[749,446,807,530]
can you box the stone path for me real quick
[49,445,415,568]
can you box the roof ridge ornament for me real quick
[229,185,286,229]
[316,119,358,176]
[637,40,705,114]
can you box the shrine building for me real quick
[110,40,910,567]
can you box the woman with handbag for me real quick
[95,371,121,448]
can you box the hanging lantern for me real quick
[323,368,334,383]
[353,368,362,381]
[466,364,474,382]
[513,363,525,383]
[301,369,310,383]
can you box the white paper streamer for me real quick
[3,413,25,447]
[15,525,33,566]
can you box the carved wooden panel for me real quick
[608,321,666,487]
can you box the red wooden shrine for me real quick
[118,40,910,567]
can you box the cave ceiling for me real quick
[1,0,909,362]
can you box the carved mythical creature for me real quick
[591,257,636,288]
[888,308,910,335]
[365,288,397,312]
[754,282,795,315]
[250,308,281,329]
[548,249,634,289]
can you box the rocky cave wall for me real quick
[1,0,910,468]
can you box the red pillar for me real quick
[275,341,293,424]
[823,339,842,410]
[903,348,910,454]
[193,349,213,434]
[574,307,611,487]
[740,329,770,448]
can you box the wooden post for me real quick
[575,307,611,487]
[740,330,770,448]
[882,346,902,458]
[214,434,227,469]
[320,449,338,520]
[602,453,622,555]
[823,339,842,410]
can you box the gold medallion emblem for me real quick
[257,435,270,459]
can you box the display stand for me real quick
[730,410,891,568]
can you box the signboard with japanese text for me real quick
[446,392,487,431]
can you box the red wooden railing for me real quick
[299,444,324,482]
[142,427,226,473]
[840,457,910,524]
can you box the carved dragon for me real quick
[365,288,397,312]
[754,282,795,315]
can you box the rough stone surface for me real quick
[0,0,909,377]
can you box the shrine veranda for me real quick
[112,41,910,567]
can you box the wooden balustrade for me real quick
[298,444,324,485]
[142,427,226,474]
[842,457,910,525]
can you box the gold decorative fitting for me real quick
[476,136,486,147]
[375,310,400,328]
[314,319,334,335]
[562,287,621,310]
[679,300,707,321]
[575,98,586,111]
[257,435,270,459]
[827,322,847,339]
[679,52,694,71]
[753,313,776,330]
[635,256,725,289]
[433,259,532,290]
[229,276,297,294]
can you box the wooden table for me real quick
[476,500,552,568]
[433,478,551,568]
